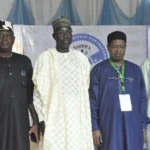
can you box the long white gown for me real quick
[141,58,150,150]
[33,49,94,150]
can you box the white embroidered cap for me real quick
[0,20,13,32]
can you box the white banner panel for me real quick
[13,26,147,67]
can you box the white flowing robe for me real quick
[141,58,150,150]
[33,48,94,150]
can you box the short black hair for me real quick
[107,31,126,45]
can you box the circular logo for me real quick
[71,34,108,67]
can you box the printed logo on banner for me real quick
[71,34,108,67]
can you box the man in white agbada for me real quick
[33,16,94,150]
[141,58,150,149]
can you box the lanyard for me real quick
[109,59,125,92]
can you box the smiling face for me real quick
[107,39,126,63]
[53,26,72,53]
[0,30,15,53]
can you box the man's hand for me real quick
[93,130,103,147]
[29,124,40,143]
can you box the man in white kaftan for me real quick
[141,58,150,149]
[33,17,94,150]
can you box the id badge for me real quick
[119,94,132,111]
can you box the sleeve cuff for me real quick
[92,119,100,131]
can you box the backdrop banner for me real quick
[13,25,147,67]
